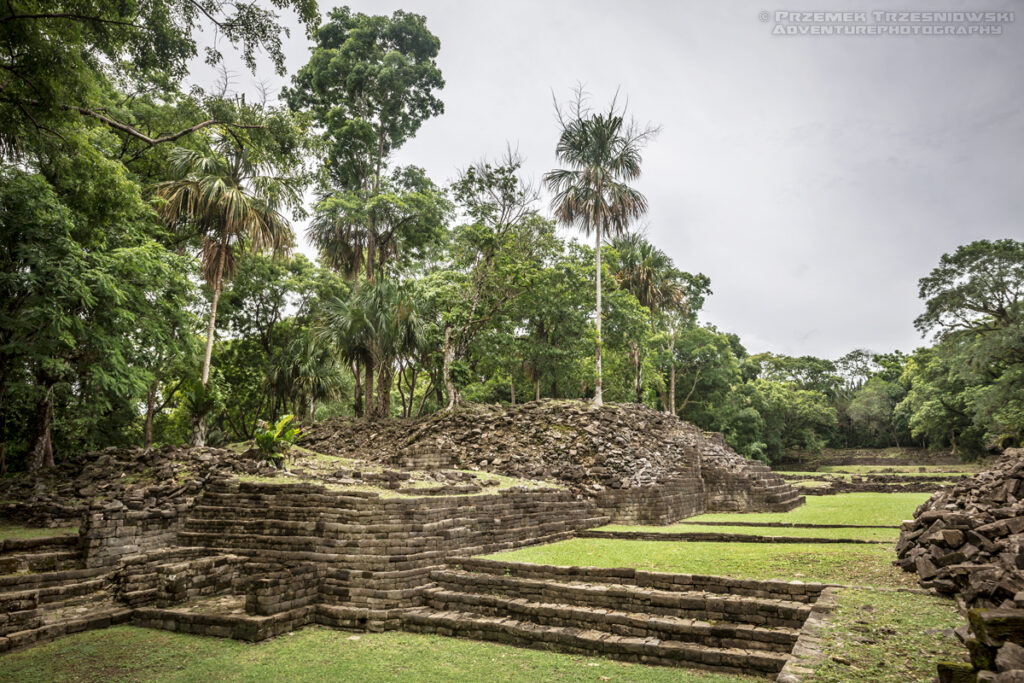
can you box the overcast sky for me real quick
[197,0,1024,360]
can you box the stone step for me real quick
[400,607,789,675]
[132,598,313,642]
[448,558,825,603]
[0,577,107,607]
[422,587,798,652]
[1,535,79,554]
[429,569,810,629]
[0,606,132,654]
[0,567,108,592]
[0,550,81,574]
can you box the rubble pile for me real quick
[0,445,259,525]
[302,400,757,492]
[896,448,1024,609]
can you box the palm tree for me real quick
[611,234,685,402]
[544,93,658,405]
[266,329,347,424]
[320,280,423,419]
[155,135,299,444]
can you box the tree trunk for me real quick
[27,388,54,472]
[669,358,676,416]
[195,248,226,447]
[631,341,642,403]
[510,377,516,406]
[534,378,540,402]
[415,375,434,417]
[364,359,376,419]
[593,224,603,406]
[144,381,157,449]
[351,361,363,418]
[668,329,676,416]
[443,322,460,411]
[191,414,208,448]
[201,249,226,387]
[376,363,393,417]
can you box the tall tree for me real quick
[429,153,553,410]
[154,135,300,444]
[284,7,444,192]
[610,234,684,402]
[544,91,658,405]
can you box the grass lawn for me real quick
[0,524,78,541]
[807,588,962,682]
[817,464,981,475]
[0,625,756,683]
[596,523,897,541]
[791,480,834,488]
[781,470,970,479]
[486,538,917,589]
[685,492,930,527]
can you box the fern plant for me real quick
[254,415,300,469]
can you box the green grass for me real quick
[486,538,917,589]
[0,626,755,683]
[817,465,980,475]
[0,524,78,540]
[596,523,897,541]
[792,479,835,488]
[781,469,972,479]
[686,493,929,527]
[807,588,962,682]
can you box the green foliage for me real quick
[0,0,318,165]
[0,161,195,467]
[309,166,451,280]
[915,239,1024,337]
[896,240,1024,453]
[284,7,444,190]
[253,414,300,468]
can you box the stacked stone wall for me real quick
[701,444,804,513]
[80,500,191,569]
[592,475,706,524]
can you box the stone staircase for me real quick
[401,558,825,677]
[703,456,805,513]
[0,534,130,653]
[0,535,82,574]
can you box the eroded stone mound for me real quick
[896,448,1024,608]
[303,400,731,491]
[0,445,257,526]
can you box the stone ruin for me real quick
[301,401,805,523]
[896,448,1024,682]
[1,401,819,678]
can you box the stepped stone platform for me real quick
[2,402,814,676]
[1,474,824,678]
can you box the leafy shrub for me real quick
[254,415,300,469]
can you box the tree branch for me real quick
[0,12,143,28]
[70,106,264,146]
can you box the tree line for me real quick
[1,3,1020,473]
